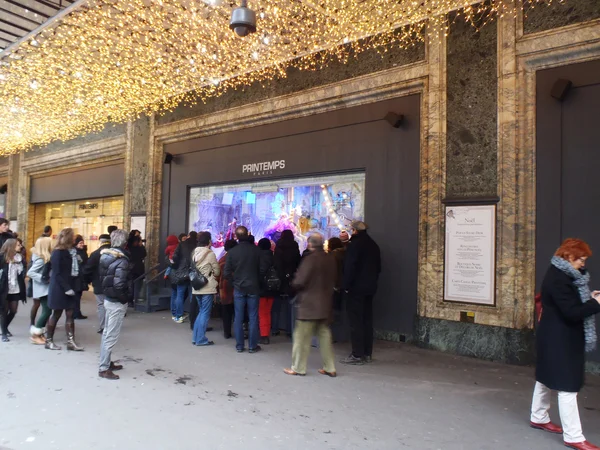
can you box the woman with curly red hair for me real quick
[530,238,600,450]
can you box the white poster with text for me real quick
[444,204,496,305]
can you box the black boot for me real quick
[44,322,61,350]
[65,322,84,351]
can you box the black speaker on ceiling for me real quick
[384,112,404,128]
[551,79,573,101]
[164,153,174,164]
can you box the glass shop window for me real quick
[188,172,366,253]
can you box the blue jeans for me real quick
[171,284,188,319]
[192,294,214,345]
[233,291,259,351]
[271,295,292,334]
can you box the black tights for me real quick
[1,300,19,336]
[30,298,40,326]
[48,309,74,327]
[46,309,74,339]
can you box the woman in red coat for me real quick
[530,238,600,450]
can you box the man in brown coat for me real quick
[284,233,337,377]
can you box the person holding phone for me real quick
[530,238,600,450]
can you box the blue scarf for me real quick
[551,256,597,352]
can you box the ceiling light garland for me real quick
[0,0,557,155]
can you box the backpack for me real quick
[264,266,281,293]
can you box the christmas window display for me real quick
[188,172,365,252]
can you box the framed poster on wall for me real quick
[443,203,497,306]
[130,215,146,240]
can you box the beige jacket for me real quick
[191,247,220,295]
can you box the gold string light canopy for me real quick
[0,0,556,154]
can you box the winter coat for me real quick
[165,235,179,261]
[343,231,381,296]
[259,249,276,297]
[27,254,50,298]
[536,265,600,392]
[130,245,147,279]
[83,242,111,294]
[73,247,89,292]
[224,241,269,296]
[274,239,301,296]
[0,254,26,304]
[48,249,77,310]
[292,249,336,321]
[99,248,133,304]
[169,241,195,285]
[332,247,346,291]
[218,253,234,305]
[191,247,220,295]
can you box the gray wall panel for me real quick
[30,163,125,203]
[163,95,421,335]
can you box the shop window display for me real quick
[188,173,365,254]
[35,196,124,254]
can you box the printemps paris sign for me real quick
[242,160,286,176]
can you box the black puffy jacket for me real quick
[83,242,111,294]
[99,248,133,304]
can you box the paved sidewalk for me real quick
[1,297,600,450]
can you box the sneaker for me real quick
[364,356,373,363]
[236,348,245,353]
[340,355,365,365]
[174,317,184,324]
[249,345,262,354]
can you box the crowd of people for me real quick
[165,220,382,375]
[0,219,145,380]
[0,215,382,379]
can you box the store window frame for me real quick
[185,169,368,244]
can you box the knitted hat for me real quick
[99,234,111,244]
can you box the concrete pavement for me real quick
[1,295,600,450]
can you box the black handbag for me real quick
[26,260,33,298]
[189,264,209,290]
[41,261,51,283]
[168,264,190,285]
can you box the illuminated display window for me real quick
[188,172,365,252]
[34,196,124,254]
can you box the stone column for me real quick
[124,115,152,225]
[6,154,20,225]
